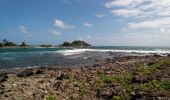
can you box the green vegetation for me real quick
[40,45,52,47]
[144,80,163,90]
[20,41,27,47]
[139,58,170,77]
[162,81,170,90]
[46,94,57,100]
[60,40,91,47]
[61,42,71,46]
[96,72,133,99]
[69,77,89,96]
[0,39,17,47]
[93,58,170,99]
[0,39,29,47]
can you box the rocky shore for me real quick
[0,54,170,100]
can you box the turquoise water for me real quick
[0,46,170,69]
[0,48,83,69]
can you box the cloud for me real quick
[104,0,144,8]
[128,18,170,29]
[77,37,84,41]
[111,9,143,18]
[105,0,170,18]
[19,25,28,33]
[19,25,32,37]
[95,14,105,18]
[88,31,170,46]
[54,19,74,29]
[86,35,91,39]
[104,0,170,46]
[84,22,93,27]
[48,29,61,36]
[27,34,32,37]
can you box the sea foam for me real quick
[56,48,170,56]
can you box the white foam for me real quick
[56,48,170,56]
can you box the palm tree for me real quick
[20,40,27,47]
[2,39,8,46]
[3,39,7,44]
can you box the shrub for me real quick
[46,94,57,100]
[162,81,170,90]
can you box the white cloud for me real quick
[105,0,144,8]
[78,37,84,41]
[86,35,91,39]
[88,31,170,46]
[19,25,32,37]
[27,34,32,37]
[84,22,93,27]
[105,0,170,18]
[54,19,74,29]
[95,14,105,18]
[104,0,170,46]
[111,9,143,18]
[128,18,170,29]
[19,25,28,33]
[48,29,61,36]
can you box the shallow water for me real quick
[0,46,170,69]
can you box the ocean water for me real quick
[0,46,170,69]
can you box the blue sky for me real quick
[0,0,170,46]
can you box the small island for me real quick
[0,39,91,48]
[59,40,91,47]
[0,39,27,48]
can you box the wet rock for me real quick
[0,73,8,82]
[167,54,170,57]
[153,54,162,57]
[92,64,100,67]
[17,69,34,77]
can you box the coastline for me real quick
[0,53,170,99]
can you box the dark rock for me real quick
[131,91,144,100]
[153,54,162,57]
[168,54,170,57]
[0,73,8,82]
[35,69,44,74]
[17,69,34,77]
[148,62,155,66]
[93,64,100,67]
[97,89,115,99]
[56,73,69,80]
[53,81,62,90]
[132,75,143,83]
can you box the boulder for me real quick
[153,54,162,57]
[17,69,34,77]
[131,91,144,100]
[35,69,44,74]
[0,73,8,82]
[56,73,69,80]
[132,74,144,83]
[168,54,170,57]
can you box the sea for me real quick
[0,46,170,69]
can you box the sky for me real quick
[0,0,170,46]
